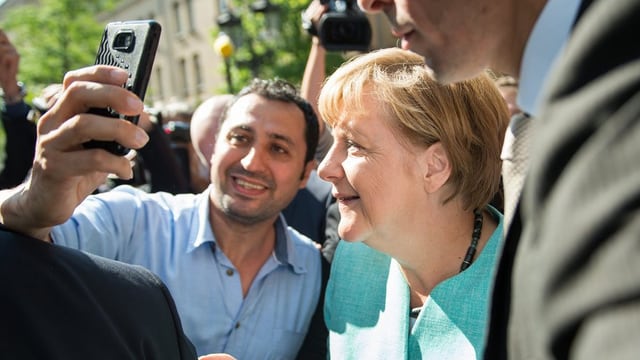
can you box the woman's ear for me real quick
[422,142,451,193]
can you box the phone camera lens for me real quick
[113,31,135,52]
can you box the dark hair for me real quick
[221,78,319,164]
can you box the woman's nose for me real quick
[318,144,342,183]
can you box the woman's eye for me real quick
[346,139,362,151]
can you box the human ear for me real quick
[422,142,451,193]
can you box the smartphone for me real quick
[84,20,162,155]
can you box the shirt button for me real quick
[226,269,234,276]
[235,322,240,329]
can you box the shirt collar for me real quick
[189,187,215,252]
[518,0,582,115]
[188,188,306,274]
[272,214,307,274]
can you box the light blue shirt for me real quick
[325,207,503,359]
[52,185,322,359]
[518,0,582,115]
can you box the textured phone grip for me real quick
[83,20,160,156]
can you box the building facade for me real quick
[2,0,396,110]
[99,0,225,109]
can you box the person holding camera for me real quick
[302,0,372,54]
[301,0,331,160]
[300,0,373,163]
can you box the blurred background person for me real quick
[189,94,234,193]
[0,29,35,189]
[491,73,523,118]
[128,107,192,194]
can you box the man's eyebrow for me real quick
[270,133,295,146]
[231,125,296,146]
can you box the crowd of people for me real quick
[2,0,639,358]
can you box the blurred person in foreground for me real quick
[318,47,509,358]
[0,224,198,359]
[358,0,640,358]
[0,67,323,359]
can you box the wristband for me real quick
[2,81,26,105]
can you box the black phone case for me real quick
[84,20,161,155]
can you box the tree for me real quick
[215,0,345,93]
[1,0,117,89]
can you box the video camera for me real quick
[314,0,372,52]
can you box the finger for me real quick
[40,80,144,133]
[79,149,137,180]
[63,65,130,89]
[107,150,138,179]
[37,133,136,180]
[43,112,149,152]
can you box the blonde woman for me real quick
[318,48,509,359]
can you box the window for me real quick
[173,2,182,34]
[180,58,189,97]
[155,66,164,100]
[193,54,203,94]
[186,0,196,32]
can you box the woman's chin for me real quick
[338,223,370,243]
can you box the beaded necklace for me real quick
[410,209,485,321]
[459,209,483,272]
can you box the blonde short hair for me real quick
[319,48,509,210]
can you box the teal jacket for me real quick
[325,207,503,359]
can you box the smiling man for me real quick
[0,75,322,359]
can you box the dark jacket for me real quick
[485,0,640,358]
[0,226,197,359]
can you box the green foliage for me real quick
[1,0,115,89]
[214,0,344,93]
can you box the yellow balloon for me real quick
[214,34,234,58]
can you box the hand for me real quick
[302,0,330,38]
[33,83,63,112]
[0,29,21,99]
[199,354,237,360]
[0,65,149,241]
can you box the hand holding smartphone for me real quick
[84,20,161,155]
